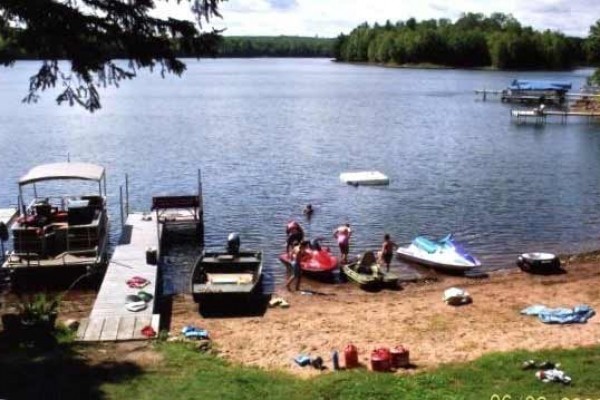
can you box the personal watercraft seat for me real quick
[413,236,440,253]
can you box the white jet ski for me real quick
[396,234,481,272]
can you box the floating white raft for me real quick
[339,171,390,186]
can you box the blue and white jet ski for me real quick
[396,234,481,272]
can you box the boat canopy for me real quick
[509,79,572,91]
[19,162,105,186]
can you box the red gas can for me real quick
[370,348,391,372]
[344,344,359,369]
[390,345,410,368]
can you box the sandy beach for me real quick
[166,258,600,376]
[4,256,599,377]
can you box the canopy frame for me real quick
[17,162,106,215]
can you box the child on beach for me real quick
[333,223,352,264]
[286,240,308,291]
[286,221,304,258]
[378,233,397,272]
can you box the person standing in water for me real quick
[378,233,397,272]
[333,223,352,264]
[303,204,314,218]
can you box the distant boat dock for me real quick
[77,174,204,342]
[511,108,600,125]
[476,79,600,125]
[476,79,572,105]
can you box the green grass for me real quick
[2,337,600,399]
[102,343,600,400]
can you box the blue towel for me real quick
[182,325,210,339]
[521,304,596,324]
[521,304,551,316]
[294,354,311,366]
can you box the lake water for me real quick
[1,59,599,290]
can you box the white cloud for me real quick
[154,0,600,37]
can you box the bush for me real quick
[18,293,59,331]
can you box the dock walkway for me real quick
[77,213,160,341]
[511,109,600,124]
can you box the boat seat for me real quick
[207,273,253,284]
[358,251,377,274]
[359,251,377,266]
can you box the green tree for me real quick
[0,0,223,111]
[585,20,600,64]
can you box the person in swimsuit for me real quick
[333,223,352,264]
[286,240,308,291]
[379,233,397,272]
[286,221,304,258]
[303,204,314,219]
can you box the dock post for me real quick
[197,168,204,243]
[483,90,487,101]
[119,186,124,228]
[125,174,130,216]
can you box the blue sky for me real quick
[154,0,599,37]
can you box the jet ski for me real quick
[396,234,481,272]
[279,239,339,274]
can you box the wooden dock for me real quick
[475,89,565,105]
[77,213,160,341]
[511,108,600,124]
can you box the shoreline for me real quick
[2,249,599,377]
[167,259,600,377]
[332,59,591,73]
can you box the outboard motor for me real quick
[0,222,8,243]
[0,222,8,264]
[227,232,240,255]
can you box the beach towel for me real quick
[521,304,595,324]
[125,301,147,312]
[141,325,156,338]
[294,354,311,366]
[536,368,572,384]
[127,276,150,289]
[443,287,471,306]
[181,325,209,339]
[137,291,154,302]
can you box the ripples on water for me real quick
[1,60,599,292]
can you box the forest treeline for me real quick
[3,12,600,73]
[334,13,596,70]
[0,32,335,59]
[218,36,334,57]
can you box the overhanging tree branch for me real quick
[0,0,224,111]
